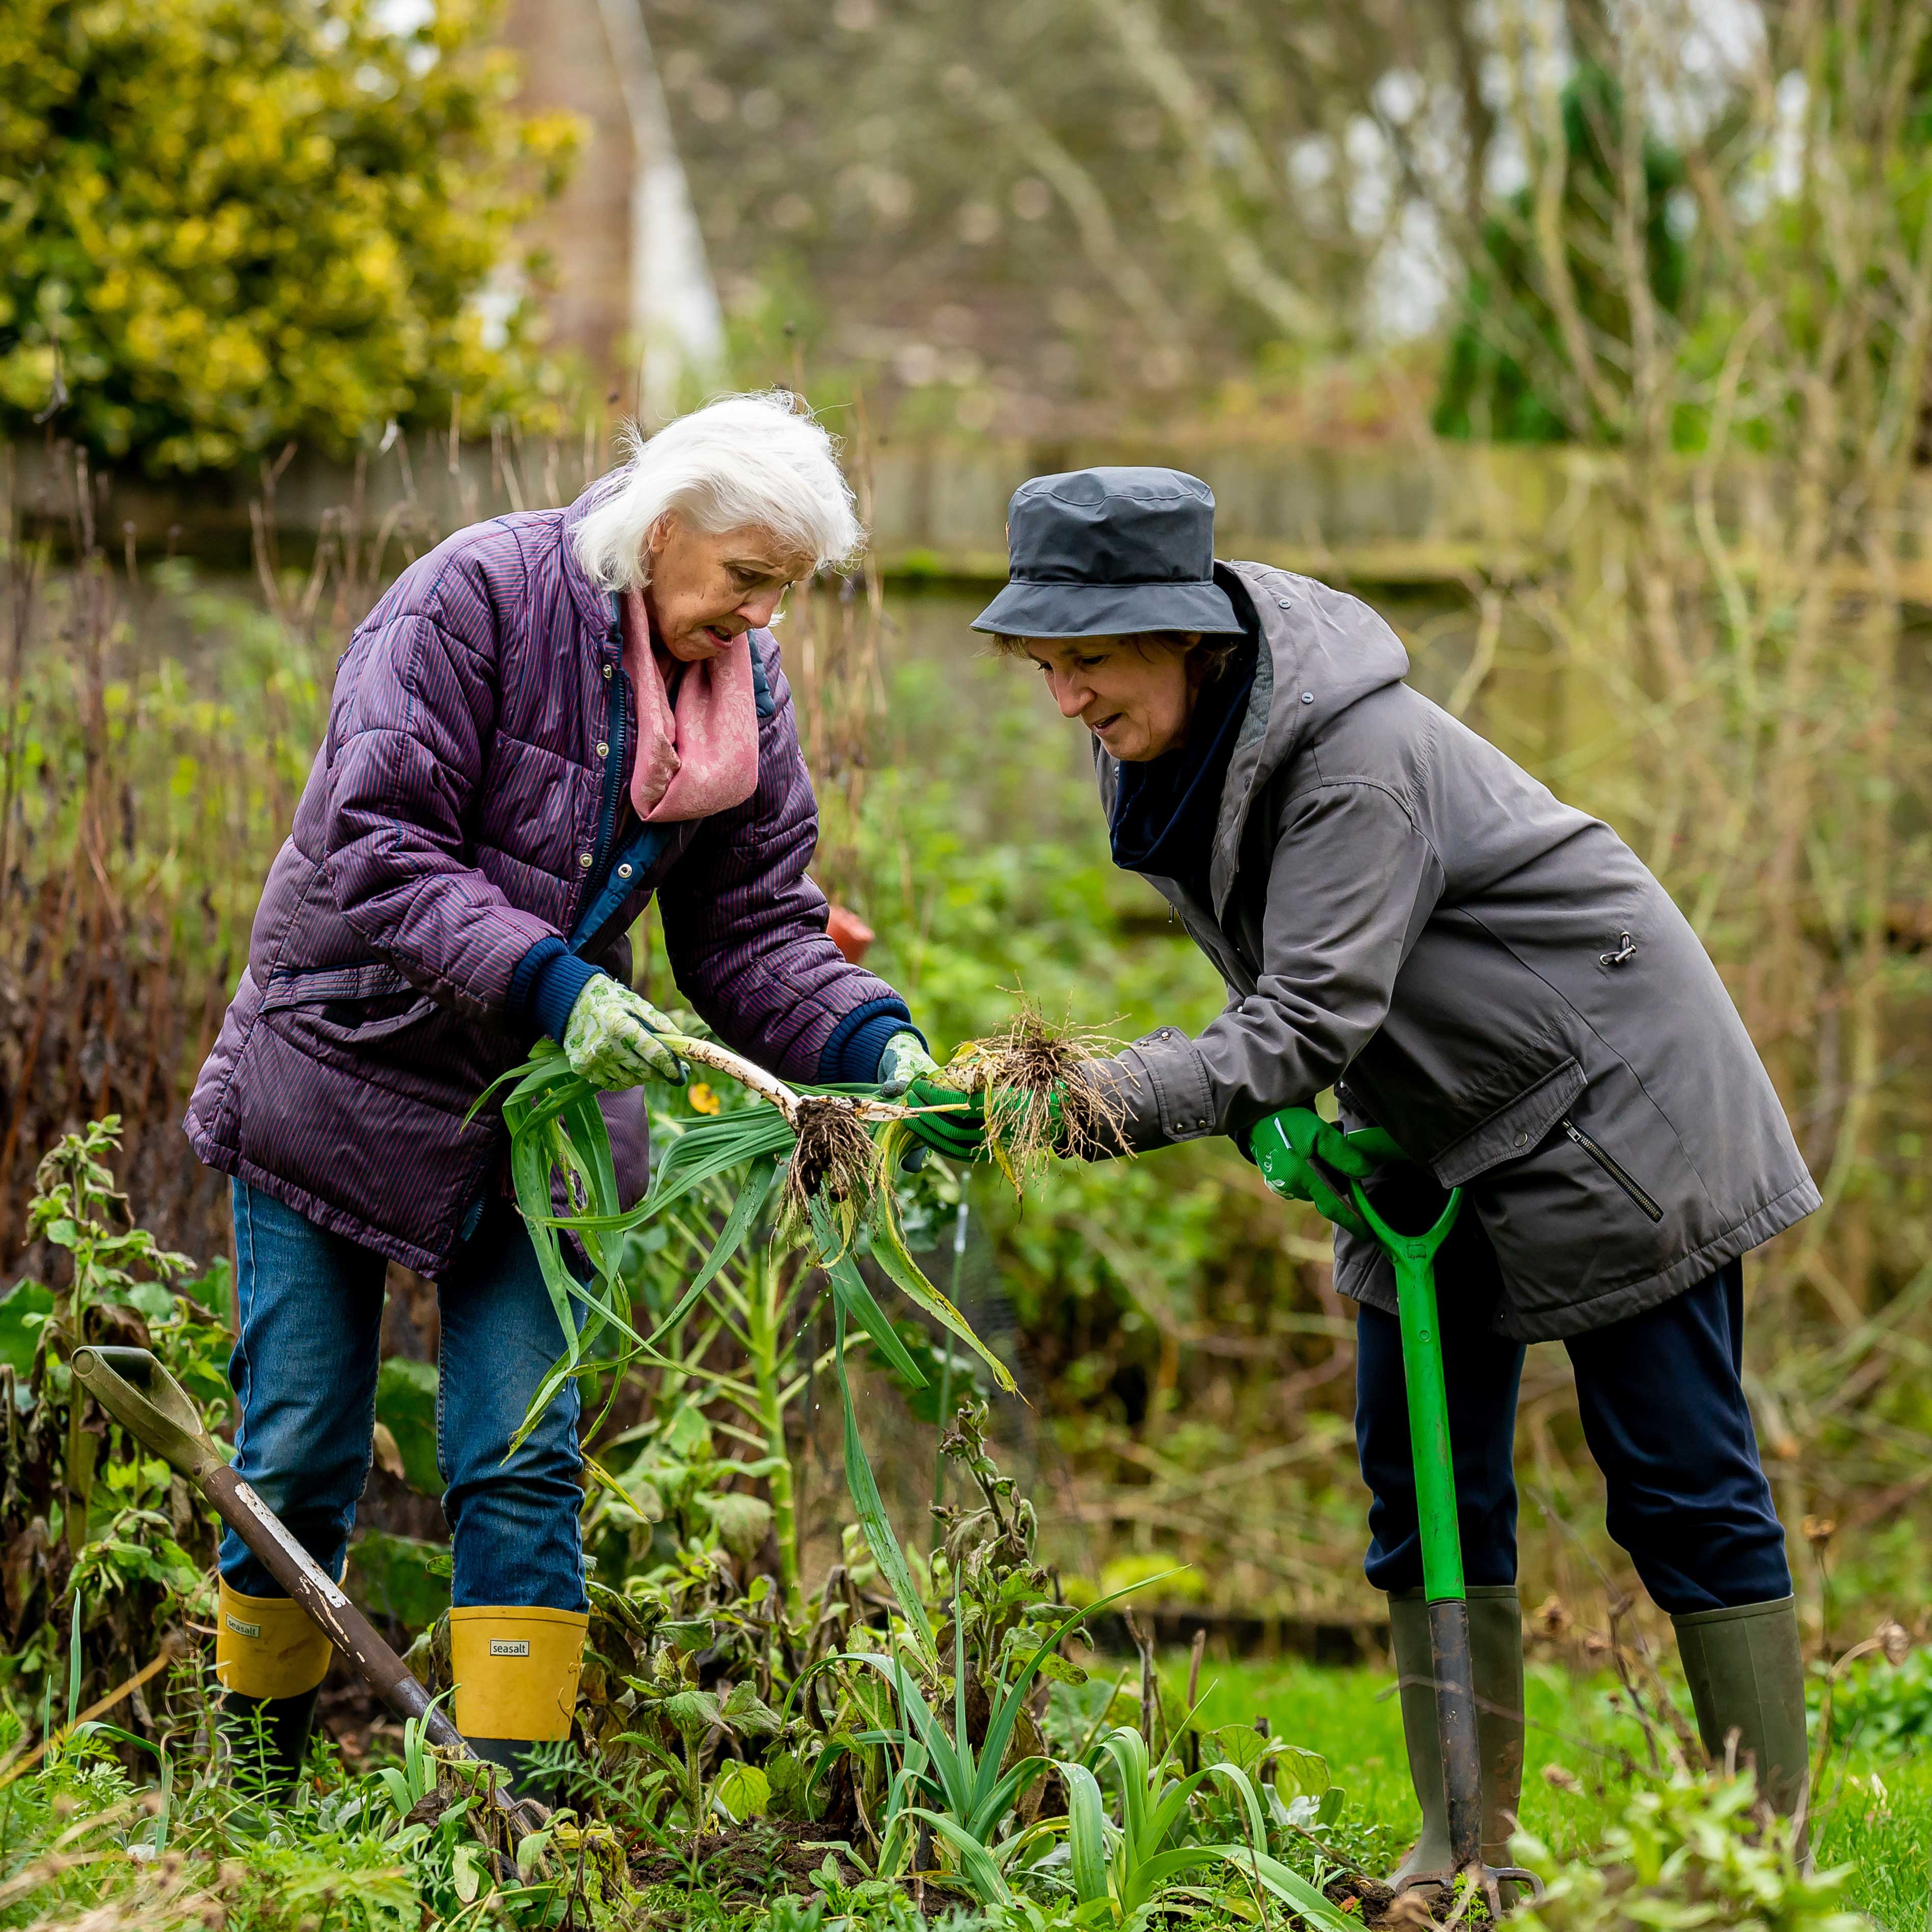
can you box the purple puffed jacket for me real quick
[185,480,909,1274]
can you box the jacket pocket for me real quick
[1429,1057,1587,1187]
[260,962,436,1043]
[1557,1114,1664,1223]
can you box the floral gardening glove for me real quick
[876,1033,962,1169]
[876,1031,940,1098]
[1247,1106,1379,1226]
[561,975,687,1089]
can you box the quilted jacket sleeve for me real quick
[322,602,558,1020]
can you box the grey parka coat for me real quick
[1094,562,1818,1341]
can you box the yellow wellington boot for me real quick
[215,1579,336,1791]
[451,1605,589,1799]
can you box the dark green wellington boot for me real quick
[1673,1596,1809,1850]
[1389,1586,1527,1889]
[218,1687,322,1794]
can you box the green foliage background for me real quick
[0,0,580,472]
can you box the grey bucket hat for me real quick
[971,467,1242,639]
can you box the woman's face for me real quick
[644,515,813,661]
[1023,635,1203,761]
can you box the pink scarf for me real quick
[620,586,761,822]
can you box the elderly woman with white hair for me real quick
[185,393,961,1788]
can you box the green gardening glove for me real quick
[1248,1106,1380,1228]
[901,1079,1079,1164]
[561,975,687,1089]
[901,1078,989,1163]
[878,1032,942,1169]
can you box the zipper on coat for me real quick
[1558,1114,1663,1223]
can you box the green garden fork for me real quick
[1251,1111,1542,1914]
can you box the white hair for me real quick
[572,391,864,591]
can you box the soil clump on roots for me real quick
[783,1093,878,1230]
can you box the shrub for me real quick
[0,0,580,472]
[1829,1645,1932,1755]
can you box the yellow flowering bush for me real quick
[0,0,581,472]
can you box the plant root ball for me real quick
[945,1001,1130,1183]
[784,1094,878,1225]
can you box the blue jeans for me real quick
[221,1180,586,1611]
[1356,1255,1792,1616]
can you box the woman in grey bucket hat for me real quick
[965,465,1818,1877]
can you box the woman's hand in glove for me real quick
[900,1077,987,1163]
[1247,1106,1378,1225]
[876,1031,940,1098]
[561,976,687,1089]
[872,1033,985,1164]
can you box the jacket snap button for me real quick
[617,863,633,879]
[1514,1131,1528,1148]
[578,852,593,868]
[596,741,609,758]
[1300,691,1314,704]
[1277,598,1292,608]
[602,664,612,680]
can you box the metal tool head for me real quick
[70,1345,226,1480]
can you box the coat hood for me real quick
[1200,561,1413,915]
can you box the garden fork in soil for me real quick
[70,1344,543,1832]
[1274,1127,1543,1916]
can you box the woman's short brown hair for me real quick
[988,628,1247,671]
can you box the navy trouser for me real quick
[221,1180,587,1611]
[1356,1251,1791,1616]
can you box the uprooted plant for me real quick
[473,1011,1090,1671]
[464,997,1135,1645]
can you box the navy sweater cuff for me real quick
[819,998,919,1084]
[509,936,606,1043]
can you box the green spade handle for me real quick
[1254,1112,1535,1901]
[1348,1182,1466,1606]
[1253,1119,1466,1605]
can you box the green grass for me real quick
[5,1654,1920,1929]
[1161,1650,1931,1923]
